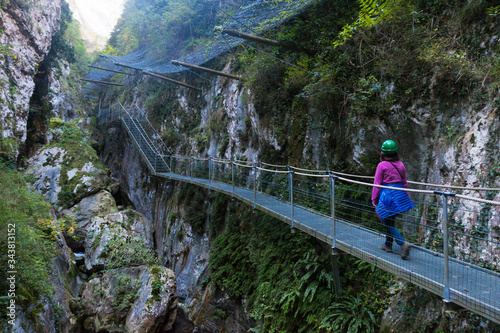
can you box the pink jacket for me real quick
[371,161,408,205]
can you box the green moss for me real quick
[49,117,65,129]
[177,182,207,233]
[44,119,109,208]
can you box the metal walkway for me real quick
[101,106,500,325]
[156,171,500,325]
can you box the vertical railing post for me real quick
[259,161,263,192]
[253,163,257,209]
[169,155,173,180]
[434,190,456,303]
[154,153,157,176]
[231,158,235,198]
[288,166,294,229]
[208,157,212,191]
[329,171,339,249]
[190,156,193,183]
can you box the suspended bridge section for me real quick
[99,104,500,325]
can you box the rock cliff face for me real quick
[99,123,252,331]
[98,41,500,329]
[0,0,62,148]
[19,125,179,332]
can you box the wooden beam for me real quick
[143,71,201,91]
[171,60,242,81]
[223,29,280,47]
[89,65,130,75]
[81,78,125,87]
[114,62,140,71]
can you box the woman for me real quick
[372,140,414,260]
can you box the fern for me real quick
[320,296,378,333]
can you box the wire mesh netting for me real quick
[83,0,324,94]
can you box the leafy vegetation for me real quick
[208,198,395,332]
[230,0,500,171]
[102,234,158,269]
[104,0,240,59]
[0,164,55,324]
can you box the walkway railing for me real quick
[98,104,500,325]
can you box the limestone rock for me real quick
[50,233,82,333]
[81,266,178,333]
[0,0,62,148]
[27,143,110,209]
[84,209,154,272]
[27,146,67,204]
[64,190,118,252]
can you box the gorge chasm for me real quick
[1,0,500,332]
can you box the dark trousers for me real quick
[384,214,405,248]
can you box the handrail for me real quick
[132,116,171,172]
[118,107,500,324]
[118,105,170,173]
[99,103,500,193]
[133,104,174,155]
[120,118,156,173]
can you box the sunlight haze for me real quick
[67,0,125,51]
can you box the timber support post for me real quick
[223,29,280,47]
[143,71,201,91]
[89,65,130,75]
[81,78,125,87]
[172,60,242,81]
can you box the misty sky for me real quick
[70,0,125,39]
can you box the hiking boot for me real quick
[381,244,393,253]
[401,242,411,260]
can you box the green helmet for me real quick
[381,140,398,153]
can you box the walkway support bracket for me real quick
[172,60,242,81]
[434,190,456,303]
[223,29,280,47]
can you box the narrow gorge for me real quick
[1,0,500,332]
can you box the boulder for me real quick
[84,209,155,272]
[81,266,178,333]
[27,146,67,204]
[63,190,118,252]
[27,143,110,210]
